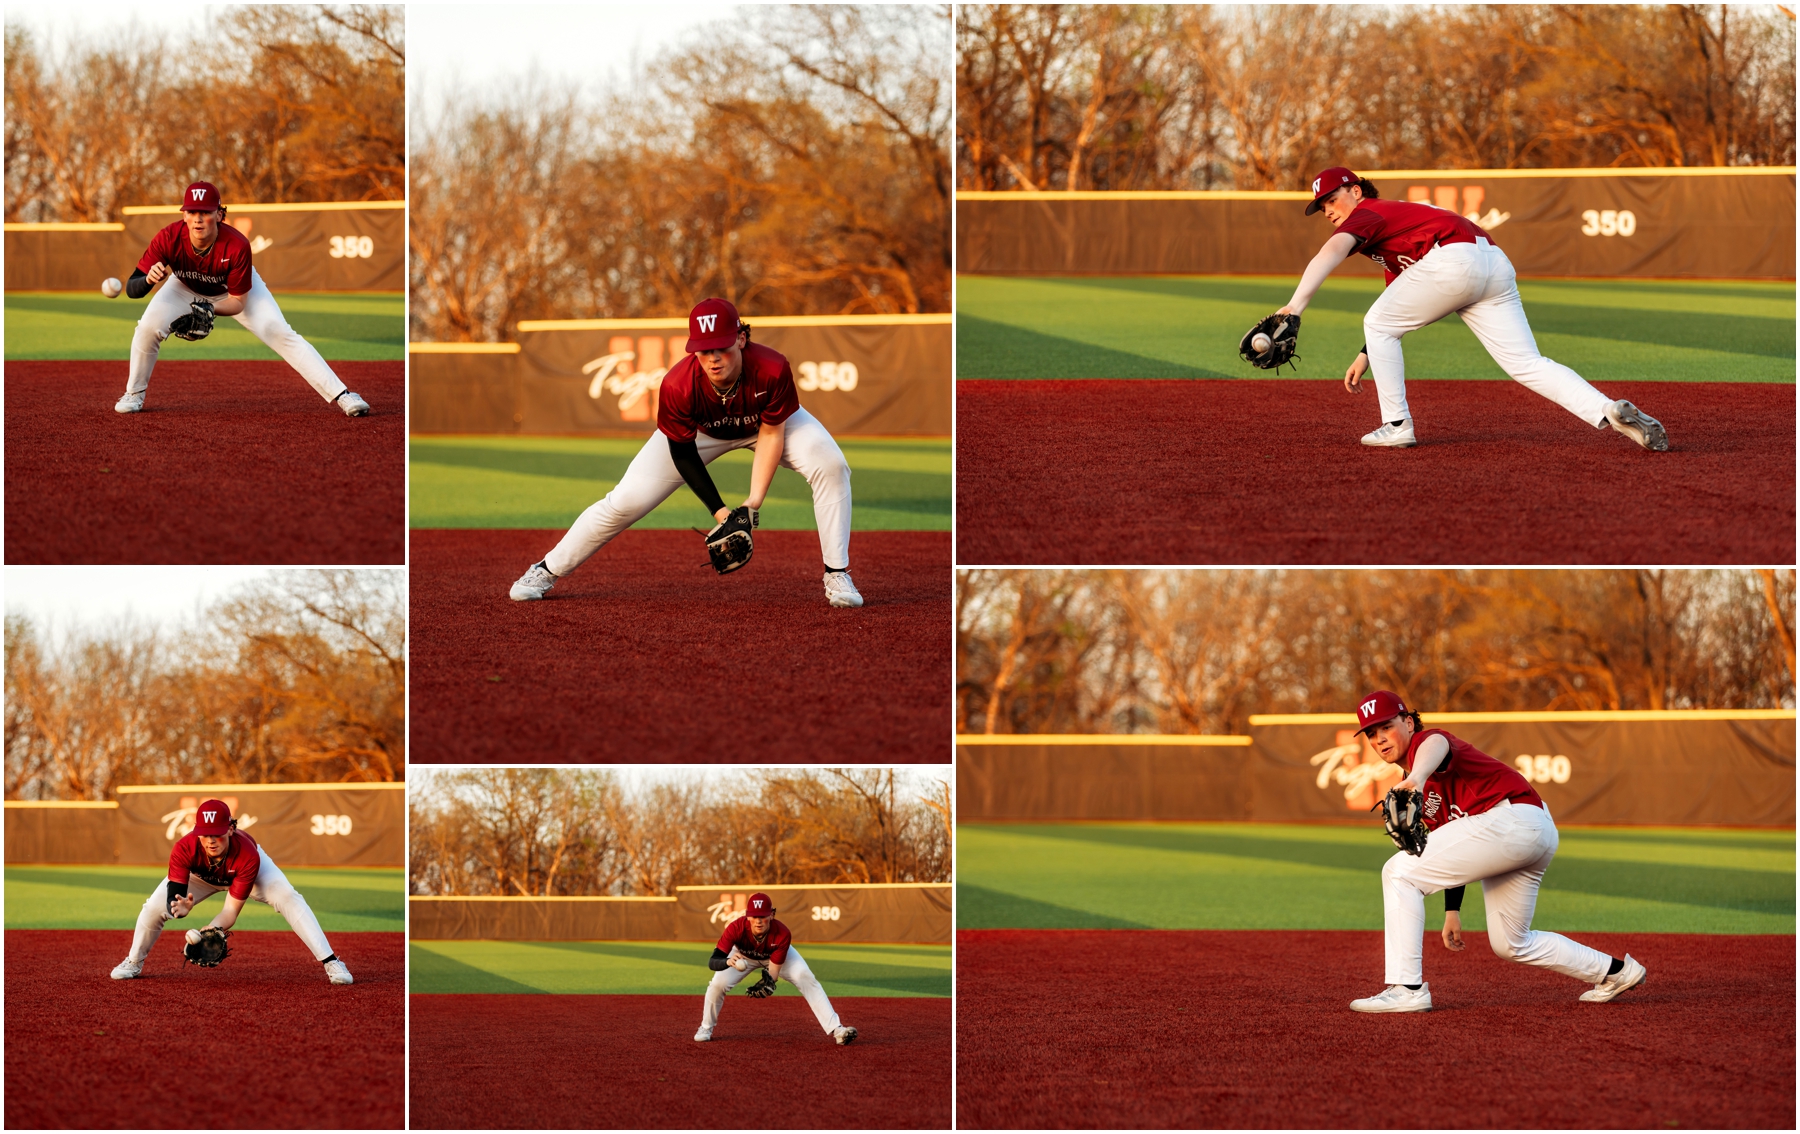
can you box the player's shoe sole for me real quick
[114,393,145,414]
[833,1025,858,1045]
[338,391,372,417]
[110,959,143,979]
[1361,420,1417,448]
[1349,983,1432,1012]
[1580,954,1647,1002]
[1604,400,1668,451]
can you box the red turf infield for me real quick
[957,379,1795,563]
[957,928,1795,1129]
[5,361,405,564]
[4,929,404,1129]
[410,993,950,1128]
[409,528,951,761]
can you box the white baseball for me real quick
[101,277,123,299]
[186,929,203,946]
[1252,333,1272,353]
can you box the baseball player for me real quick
[113,181,371,417]
[108,798,354,985]
[1277,166,1668,451]
[694,891,857,1045]
[509,297,863,608]
[1348,690,1647,1013]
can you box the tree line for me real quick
[5,571,406,798]
[958,569,1796,735]
[4,5,404,222]
[408,4,951,343]
[957,5,1796,192]
[409,768,952,896]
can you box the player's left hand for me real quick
[745,971,779,998]
[168,298,216,341]
[1441,911,1465,952]
[705,505,756,574]
[1343,352,1369,394]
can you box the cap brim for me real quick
[1305,198,1326,215]
[686,332,737,353]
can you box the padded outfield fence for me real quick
[4,200,404,292]
[3,782,405,867]
[957,167,1796,279]
[957,710,1796,825]
[409,314,952,436]
[410,882,952,944]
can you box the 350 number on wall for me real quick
[310,813,354,835]
[796,361,858,392]
[329,235,375,258]
[1514,755,1572,784]
[810,905,842,921]
[1580,210,1636,237]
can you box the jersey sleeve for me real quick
[656,363,698,443]
[715,919,742,953]
[167,836,194,884]
[137,225,174,274]
[1334,207,1383,255]
[767,921,792,964]
[226,242,252,296]
[760,359,799,427]
[228,839,260,900]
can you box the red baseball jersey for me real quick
[1404,728,1542,831]
[137,220,254,298]
[717,915,793,965]
[1334,198,1493,285]
[657,342,800,443]
[168,829,262,900]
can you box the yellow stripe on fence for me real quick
[955,734,1252,745]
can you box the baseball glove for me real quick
[1377,787,1429,856]
[705,505,757,574]
[745,971,779,998]
[1238,313,1301,373]
[169,298,216,342]
[183,927,232,968]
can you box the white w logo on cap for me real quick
[696,314,717,332]
[191,188,207,202]
[201,810,218,822]
[1360,700,1378,717]
[1312,178,1321,195]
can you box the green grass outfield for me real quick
[3,865,405,932]
[410,435,951,530]
[957,274,1796,383]
[959,822,1795,934]
[410,939,952,996]
[4,291,404,360]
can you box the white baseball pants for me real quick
[700,945,843,1036]
[127,268,349,404]
[1363,238,1615,429]
[123,847,337,965]
[542,406,853,576]
[1380,800,1612,987]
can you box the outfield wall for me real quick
[409,315,953,436]
[957,167,1797,279]
[4,200,404,292]
[411,883,953,944]
[5,782,405,867]
[957,711,1796,825]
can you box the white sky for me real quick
[5,567,275,640]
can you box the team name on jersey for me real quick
[177,270,228,285]
[704,412,762,430]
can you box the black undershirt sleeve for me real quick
[125,268,152,300]
[1444,885,1465,914]
[668,436,726,516]
[166,878,189,913]
[708,947,731,971]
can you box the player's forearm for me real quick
[745,422,786,511]
[212,897,244,931]
[212,293,246,317]
[125,268,153,300]
[1286,234,1356,314]
[668,436,727,517]
[1402,734,1450,789]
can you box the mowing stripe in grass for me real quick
[4,291,404,360]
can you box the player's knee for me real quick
[1487,931,1520,962]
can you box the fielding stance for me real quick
[1349,690,1646,1013]
[510,297,862,608]
[109,798,354,985]
[695,892,857,1045]
[114,181,371,417]
[1279,166,1667,451]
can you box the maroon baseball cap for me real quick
[686,298,742,353]
[1355,690,1409,734]
[746,892,776,918]
[1306,167,1361,215]
[181,182,222,213]
[192,799,233,836]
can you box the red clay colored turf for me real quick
[957,380,1795,563]
[957,928,1795,1129]
[4,929,404,1129]
[409,528,951,762]
[410,993,950,1128]
[5,361,405,564]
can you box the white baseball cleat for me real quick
[510,562,557,601]
[694,1027,714,1042]
[114,392,146,414]
[823,570,864,608]
[832,1025,858,1045]
[1580,954,1647,1002]
[1361,420,1417,448]
[110,959,143,980]
[1604,400,1667,451]
[1349,983,1432,1013]
[324,959,354,985]
[338,391,371,417]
